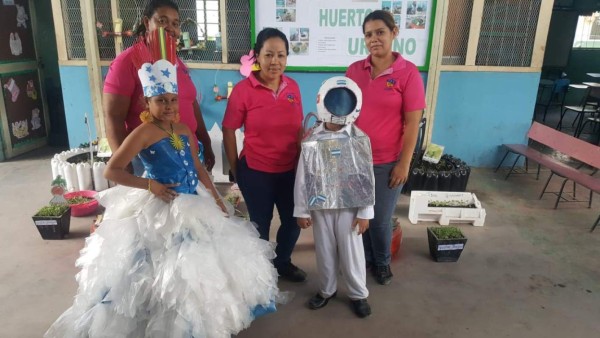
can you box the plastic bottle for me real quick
[215,32,222,52]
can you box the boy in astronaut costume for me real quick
[294,76,374,318]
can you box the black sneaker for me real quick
[277,262,307,283]
[308,291,337,310]
[350,299,372,318]
[374,265,393,285]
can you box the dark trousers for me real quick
[236,157,299,268]
[363,162,402,266]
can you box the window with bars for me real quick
[573,11,600,48]
[60,0,250,64]
[441,0,544,68]
[61,0,86,60]
[476,0,541,67]
[442,0,473,65]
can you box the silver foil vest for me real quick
[301,124,375,210]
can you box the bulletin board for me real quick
[1,71,46,149]
[252,0,436,71]
[0,0,36,62]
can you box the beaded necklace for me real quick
[152,122,184,151]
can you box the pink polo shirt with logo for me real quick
[346,52,426,165]
[223,72,303,173]
[103,45,198,138]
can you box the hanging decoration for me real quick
[31,108,41,130]
[9,32,22,56]
[15,4,28,28]
[26,79,37,99]
[11,119,28,139]
[96,21,134,38]
[3,77,20,102]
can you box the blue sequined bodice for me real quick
[139,135,199,194]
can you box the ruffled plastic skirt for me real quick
[45,184,283,338]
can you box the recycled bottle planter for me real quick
[51,148,111,192]
[403,154,471,194]
[427,226,467,262]
[32,207,71,240]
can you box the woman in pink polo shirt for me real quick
[223,28,306,283]
[346,10,426,285]
[103,0,214,174]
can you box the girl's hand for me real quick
[352,218,369,235]
[148,179,179,202]
[297,217,312,229]
[215,198,228,214]
[389,161,410,189]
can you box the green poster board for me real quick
[251,0,436,71]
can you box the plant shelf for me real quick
[409,191,486,226]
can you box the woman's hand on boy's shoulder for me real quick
[297,217,312,229]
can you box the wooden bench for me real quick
[495,122,600,232]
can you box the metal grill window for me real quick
[442,0,473,65]
[94,0,116,60]
[226,0,251,64]
[86,0,249,63]
[573,11,600,48]
[61,0,86,59]
[476,0,541,67]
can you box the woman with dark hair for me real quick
[103,0,215,174]
[346,10,426,285]
[223,28,307,283]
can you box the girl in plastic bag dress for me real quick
[45,28,283,338]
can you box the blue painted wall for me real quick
[61,67,339,146]
[432,71,539,167]
[59,66,96,147]
[60,65,537,167]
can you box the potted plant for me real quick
[427,226,467,262]
[32,176,71,240]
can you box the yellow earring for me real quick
[252,63,261,71]
[139,110,154,123]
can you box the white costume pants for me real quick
[312,209,369,300]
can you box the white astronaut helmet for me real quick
[316,76,362,125]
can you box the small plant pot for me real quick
[32,207,71,240]
[65,190,99,217]
[427,226,467,262]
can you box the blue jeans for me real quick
[364,162,402,266]
[236,157,299,269]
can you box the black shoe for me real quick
[350,299,371,318]
[374,265,393,285]
[308,291,337,309]
[277,262,307,283]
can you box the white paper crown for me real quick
[137,59,178,97]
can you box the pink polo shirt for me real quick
[346,52,426,165]
[223,72,303,173]
[103,44,198,138]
